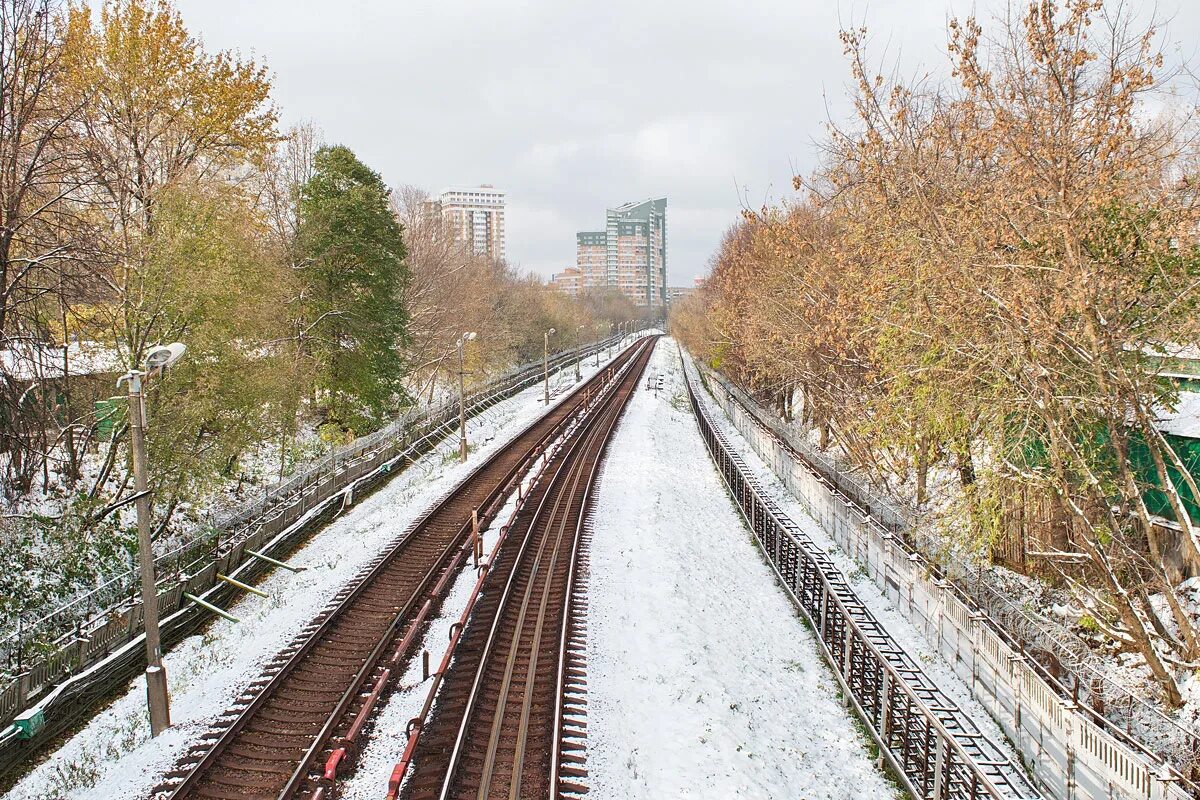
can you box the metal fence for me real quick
[709,369,1200,776]
[0,333,635,738]
[697,362,1194,800]
[685,357,1044,800]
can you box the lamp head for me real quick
[144,342,186,372]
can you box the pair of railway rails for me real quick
[154,335,658,800]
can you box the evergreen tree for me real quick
[297,145,409,432]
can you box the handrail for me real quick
[697,358,1195,799]
[684,353,1044,800]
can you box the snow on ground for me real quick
[338,339,663,799]
[3,349,623,800]
[687,356,1026,777]
[585,339,898,800]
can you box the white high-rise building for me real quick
[436,185,506,262]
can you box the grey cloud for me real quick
[174,0,1200,284]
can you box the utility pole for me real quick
[118,342,186,737]
[574,325,584,382]
[543,327,556,405]
[457,332,477,462]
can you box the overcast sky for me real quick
[172,1,1200,285]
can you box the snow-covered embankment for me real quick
[586,339,897,799]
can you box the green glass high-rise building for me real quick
[574,197,667,308]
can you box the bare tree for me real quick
[0,0,92,492]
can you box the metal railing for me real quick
[697,361,1195,800]
[685,355,1044,800]
[0,332,642,736]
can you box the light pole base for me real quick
[459,435,468,462]
[146,664,171,736]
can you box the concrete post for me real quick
[457,338,468,462]
[126,372,171,735]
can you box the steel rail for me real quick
[397,336,655,800]
[546,458,589,800]
[383,337,654,800]
[439,338,652,800]
[469,393,600,800]
[156,342,648,800]
[478,370,614,800]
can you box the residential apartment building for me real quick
[575,231,607,290]
[550,267,582,297]
[571,198,667,308]
[428,185,507,262]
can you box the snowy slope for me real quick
[688,356,1026,783]
[2,352,623,800]
[585,340,898,799]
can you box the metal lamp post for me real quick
[574,325,585,382]
[117,342,186,737]
[457,332,477,462]
[543,328,556,405]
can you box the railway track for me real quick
[393,335,657,800]
[153,340,650,800]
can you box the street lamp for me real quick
[117,341,186,737]
[456,332,477,462]
[543,328,556,405]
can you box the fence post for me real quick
[841,621,853,708]
[1012,650,1025,755]
[969,612,983,694]
[1151,764,1177,800]
[932,734,946,798]
[933,577,947,652]
[878,669,892,768]
[819,587,829,640]
[16,671,30,710]
[1062,696,1077,800]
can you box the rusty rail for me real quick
[152,341,650,800]
[391,336,656,800]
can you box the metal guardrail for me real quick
[0,332,641,739]
[684,355,1044,800]
[697,361,1195,800]
[712,373,1200,769]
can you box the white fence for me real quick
[699,366,1189,800]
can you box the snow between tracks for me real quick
[585,339,899,799]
